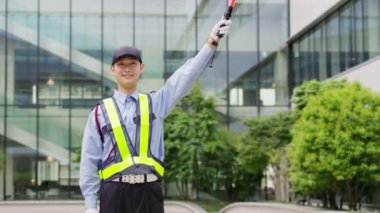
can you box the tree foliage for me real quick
[289,81,380,210]
[239,111,295,200]
[199,128,238,201]
[291,79,348,112]
[163,82,295,202]
[164,82,220,199]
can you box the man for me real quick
[80,18,231,213]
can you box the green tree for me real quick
[236,125,269,200]
[289,79,351,207]
[265,112,295,201]
[197,128,238,201]
[238,111,294,201]
[289,81,380,210]
[164,82,219,199]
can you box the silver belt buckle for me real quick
[147,174,158,182]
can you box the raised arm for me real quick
[152,18,231,119]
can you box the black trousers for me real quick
[99,181,164,213]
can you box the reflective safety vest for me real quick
[97,93,164,180]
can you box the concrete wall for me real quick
[290,0,341,37]
[331,56,380,93]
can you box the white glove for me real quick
[85,208,97,213]
[210,18,232,40]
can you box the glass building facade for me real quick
[289,0,380,89]
[0,0,288,200]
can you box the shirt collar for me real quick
[113,90,139,104]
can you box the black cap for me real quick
[112,46,142,65]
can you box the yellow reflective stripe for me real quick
[103,98,131,160]
[136,94,165,176]
[139,94,149,158]
[133,156,164,176]
[98,158,134,180]
[153,161,165,176]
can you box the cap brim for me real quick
[112,54,142,65]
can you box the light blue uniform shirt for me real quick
[79,45,214,209]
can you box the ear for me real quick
[110,65,116,75]
[139,63,145,74]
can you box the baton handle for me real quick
[224,6,234,21]
[218,2,235,38]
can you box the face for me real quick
[111,56,144,92]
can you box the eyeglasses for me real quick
[115,62,140,70]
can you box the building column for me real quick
[0,36,4,102]
[0,43,4,198]
[5,153,13,199]
[6,40,15,105]
[0,162,3,200]
[274,49,289,105]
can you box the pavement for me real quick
[0,201,205,213]
[0,200,349,213]
[219,202,347,213]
